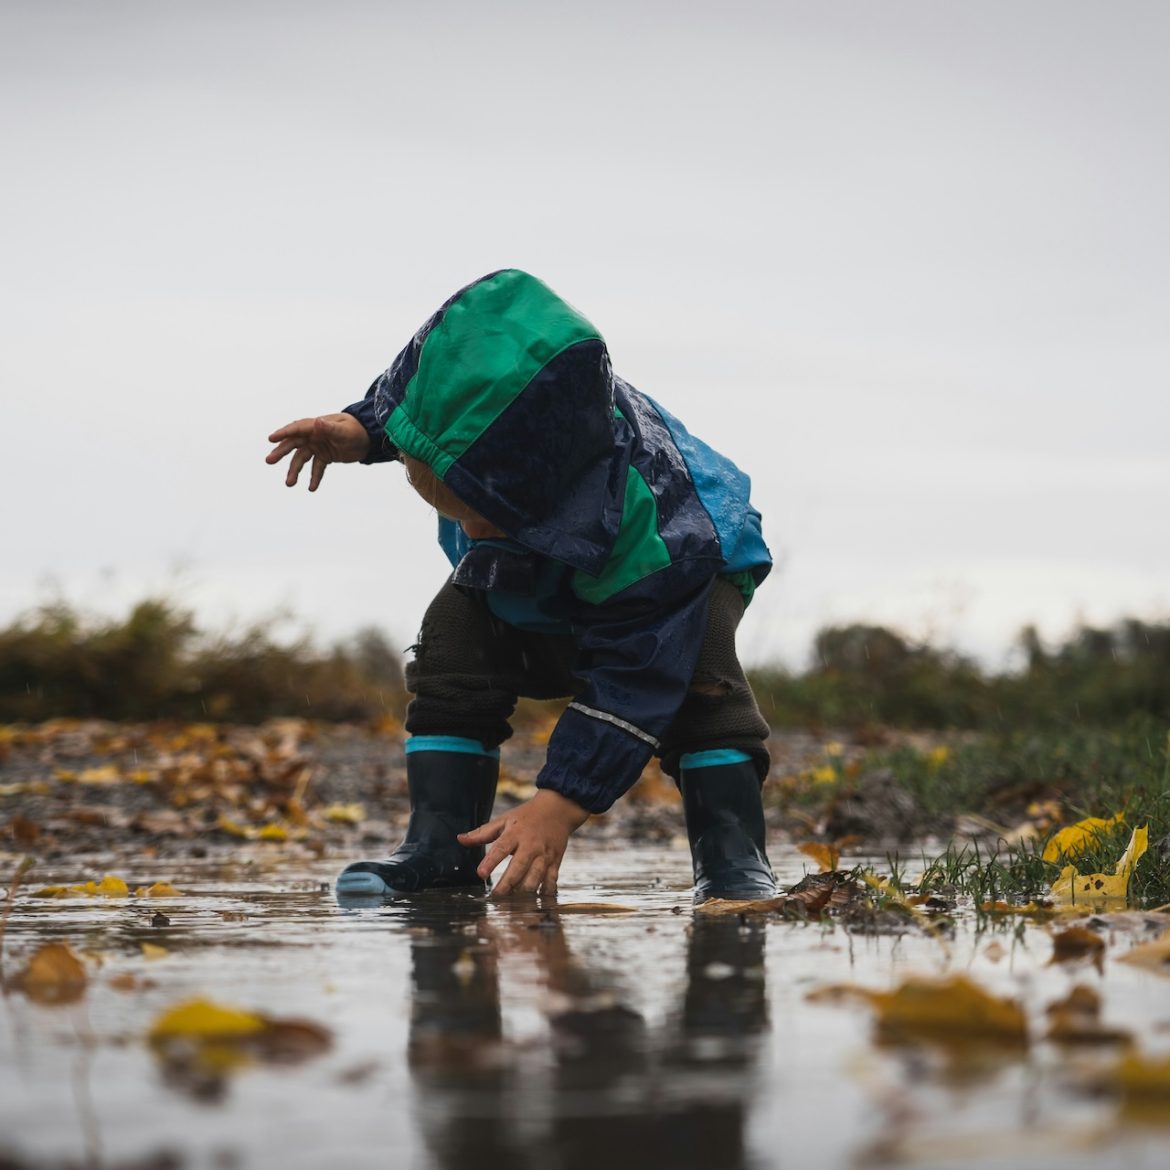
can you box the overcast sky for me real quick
[2,0,1167,668]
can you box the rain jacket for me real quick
[343,270,771,813]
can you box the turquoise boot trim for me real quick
[679,749,752,770]
[405,735,500,759]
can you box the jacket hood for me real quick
[375,270,629,575]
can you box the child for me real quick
[266,270,776,902]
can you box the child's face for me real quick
[402,455,507,540]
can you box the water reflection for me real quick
[398,897,769,1170]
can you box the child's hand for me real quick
[266,413,370,491]
[459,789,590,897]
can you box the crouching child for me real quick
[266,269,776,903]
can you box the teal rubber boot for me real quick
[336,737,498,901]
[679,751,777,903]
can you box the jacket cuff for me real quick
[342,400,398,465]
[535,704,655,813]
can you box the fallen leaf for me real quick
[695,895,795,916]
[1051,825,1149,908]
[88,874,130,898]
[1110,1052,1170,1100]
[135,881,183,898]
[148,997,332,1084]
[141,942,170,960]
[1049,926,1106,972]
[1043,813,1125,863]
[798,841,840,872]
[1117,929,1170,975]
[77,764,121,785]
[150,998,266,1041]
[811,974,1028,1047]
[321,803,365,825]
[1045,984,1131,1046]
[109,972,155,993]
[256,823,289,842]
[17,942,88,1005]
[979,900,1056,917]
[4,815,40,846]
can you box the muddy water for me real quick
[2,844,1170,1169]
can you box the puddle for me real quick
[3,844,1170,1169]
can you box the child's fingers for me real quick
[265,439,297,465]
[308,456,327,492]
[492,851,536,898]
[544,863,560,895]
[477,833,516,880]
[267,419,315,443]
[519,857,547,894]
[286,448,311,487]
[459,816,506,845]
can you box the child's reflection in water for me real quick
[400,897,769,1170]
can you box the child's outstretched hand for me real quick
[266,413,370,491]
[459,789,590,897]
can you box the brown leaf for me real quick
[1049,926,1106,972]
[17,942,88,1005]
[5,815,40,847]
[1045,984,1131,1047]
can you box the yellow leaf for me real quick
[217,815,251,839]
[322,803,365,825]
[53,769,78,782]
[859,974,1027,1046]
[33,885,72,898]
[18,942,88,1005]
[94,874,129,898]
[141,942,170,961]
[808,765,837,785]
[1051,825,1149,907]
[77,764,121,785]
[1043,813,1125,863]
[256,823,288,842]
[1112,1052,1170,1100]
[126,769,155,784]
[149,998,266,1041]
[135,881,182,898]
[798,841,840,872]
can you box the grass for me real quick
[862,720,1170,909]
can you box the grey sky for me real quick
[2,0,1167,666]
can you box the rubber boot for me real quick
[336,736,498,900]
[678,751,777,902]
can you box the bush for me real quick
[0,600,406,724]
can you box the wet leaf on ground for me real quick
[1044,984,1131,1046]
[1043,813,1126,863]
[810,974,1028,1047]
[135,881,183,898]
[1051,825,1149,908]
[1049,925,1106,972]
[148,997,332,1095]
[15,941,88,1005]
[1118,929,1170,975]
